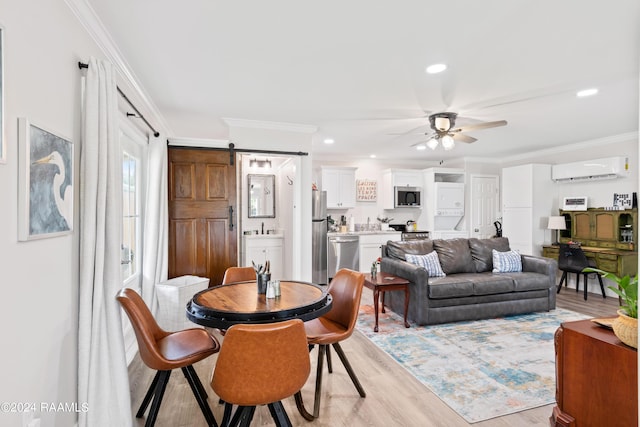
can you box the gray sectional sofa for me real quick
[380,237,557,325]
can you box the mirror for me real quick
[248,174,276,218]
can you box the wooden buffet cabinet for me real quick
[542,208,638,278]
[551,320,637,427]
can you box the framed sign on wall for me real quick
[356,179,377,202]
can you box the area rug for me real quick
[356,305,591,423]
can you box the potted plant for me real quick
[377,216,393,231]
[584,267,638,348]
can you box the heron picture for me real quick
[18,118,73,240]
[0,27,4,163]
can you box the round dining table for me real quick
[186,280,332,421]
[186,280,332,329]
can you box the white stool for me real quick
[155,275,210,331]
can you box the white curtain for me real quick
[141,134,168,309]
[78,57,132,427]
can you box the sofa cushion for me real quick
[427,275,474,299]
[468,237,511,272]
[433,238,476,274]
[428,273,515,298]
[501,272,551,291]
[386,240,434,260]
[492,249,523,273]
[471,273,515,295]
[405,251,446,277]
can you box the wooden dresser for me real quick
[551,319,638,427]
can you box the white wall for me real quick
[0,1,111,426]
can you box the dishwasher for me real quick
[327,235,359,280]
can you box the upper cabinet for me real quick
[321,167,357,209]
[561,208,637,251]
[381,169,423,209]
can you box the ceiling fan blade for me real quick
[410,133,437,146]
[387,124,430,136]
[389,131,429,136]
[453,120,507,133]
[452,133,477,144]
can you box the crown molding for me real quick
[223,118,317,134]
[64,0,172,136]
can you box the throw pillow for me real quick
[492,249,522,273]
[405,251,446,277]
[469,237,511,272]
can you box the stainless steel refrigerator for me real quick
[312,191,328,285]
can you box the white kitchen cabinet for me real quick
[242,235,284,279]
[501,164,553,256]
[321,167,357,208]
[358,233,401,272]
[381,169,423,209]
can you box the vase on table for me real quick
[256,273,270,294]
[612,309,638,348]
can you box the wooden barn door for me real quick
[168,147,237,286]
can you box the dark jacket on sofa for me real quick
[380,237,557,325]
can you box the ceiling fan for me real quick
[412,112,507,151]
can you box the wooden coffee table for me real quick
[363,272,410,332]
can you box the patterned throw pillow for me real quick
[405,251,446,277]
[492,249,522,273]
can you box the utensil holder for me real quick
[257,273,271,294]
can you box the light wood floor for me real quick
[129,286,619,427]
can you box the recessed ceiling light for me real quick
[323,138,335,144]
[426,63,447,74]
[577,88,598,97]
[416,145,426,151]
[370,154,376,158]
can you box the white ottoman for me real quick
[155,275,210,331]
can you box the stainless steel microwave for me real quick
[394,186,421,207]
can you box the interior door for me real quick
[168,147,237,286]
[470,175,499,239]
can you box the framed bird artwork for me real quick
[18,117,73,240]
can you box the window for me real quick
[120,118,146,290]
[122,150,139,282]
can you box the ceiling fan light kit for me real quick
[412,112,508,151]
[441,135,455,150]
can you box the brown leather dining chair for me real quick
[222,266,256,284]
[210,319,310,427]
[116,288,220,427]
[304,268,366,418]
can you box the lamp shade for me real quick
[547,216,566,230]
[441,135,455,150]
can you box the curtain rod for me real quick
[78,62,160,137]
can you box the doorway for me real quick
[470,174,500,239]
[168,147,237,285]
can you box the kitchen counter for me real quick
[327,230,401,236]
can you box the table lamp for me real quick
[547,216,566,245]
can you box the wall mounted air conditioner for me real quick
[551,156,629,183]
